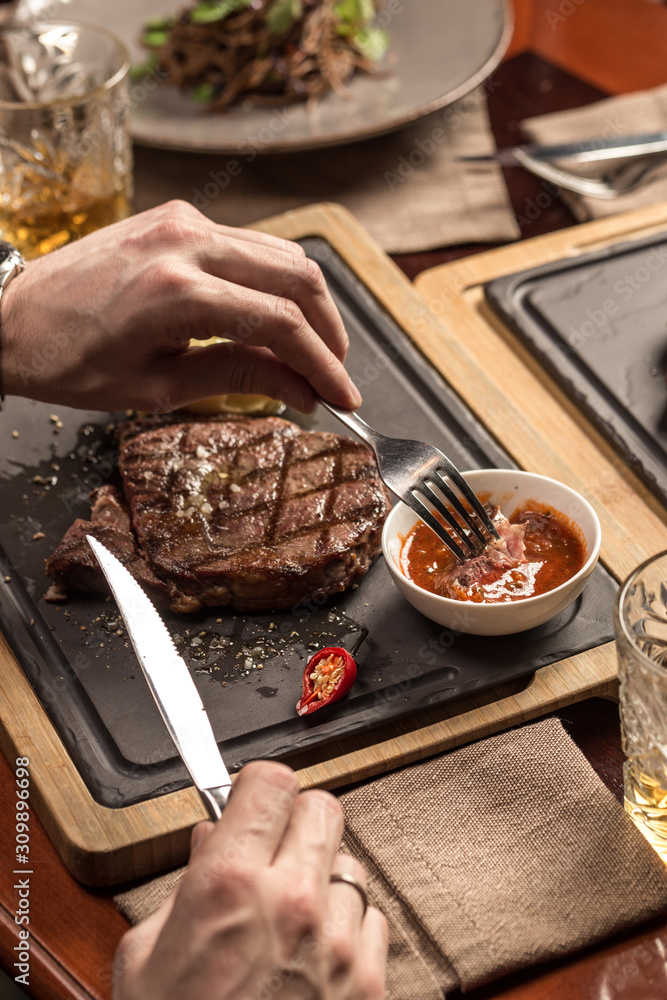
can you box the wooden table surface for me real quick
[3,0,667,997]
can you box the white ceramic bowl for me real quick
[381,468,602,636]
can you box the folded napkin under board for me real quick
[117,717,667,998]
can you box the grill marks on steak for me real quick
[46,416,390,613]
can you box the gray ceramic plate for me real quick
[56,0,511,152]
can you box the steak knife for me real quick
[86,536,232,820]
[458,130,667,165]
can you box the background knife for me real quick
[87,535,232,820]
[458,130,667,165]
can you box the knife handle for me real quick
[200,785,232,820]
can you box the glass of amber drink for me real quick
[616,550,667,862]
[0,21,132,258]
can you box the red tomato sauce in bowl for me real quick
[400,501,587,604]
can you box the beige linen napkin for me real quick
[521,85,667,222]
[116,717,667,998]
[132,86,519,254]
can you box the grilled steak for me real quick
[44,485,171,605]
[46,416,391,613]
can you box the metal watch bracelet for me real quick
[0,241,26,408]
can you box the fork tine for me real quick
[420,478,486,553]
[417,481,480,555]
[403,493,467,563]
[434,462,499,541]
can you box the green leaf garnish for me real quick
[266,0,303,36]
[191,0,252,24]
[142,28,170,47]
[130,52,160,80]
[354,26,389,61]
[191,82,218,102]
[333,0,375,26]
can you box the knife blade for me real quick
[457,130,667,165]
[86,535,232,820]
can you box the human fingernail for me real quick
[190,822,212,856]
[349,383,362,408]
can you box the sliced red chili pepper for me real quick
[296,628,368,717]
[296,647,356,716]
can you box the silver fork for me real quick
[512,147,667,199]
[318,398,499,563]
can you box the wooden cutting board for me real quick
[0,202,626,886]
[414,200,667,584]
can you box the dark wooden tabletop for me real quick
[3,1,667,997]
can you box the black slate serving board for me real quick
[0,237,617,808]
[484,231,667,507]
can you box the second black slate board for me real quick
[484,232,667,506]
[0,237,617,808]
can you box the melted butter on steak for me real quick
[46,416,391,613]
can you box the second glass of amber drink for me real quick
[0,21,133,258]
[616,551,667,862]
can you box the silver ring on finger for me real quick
[329,871,368,918]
